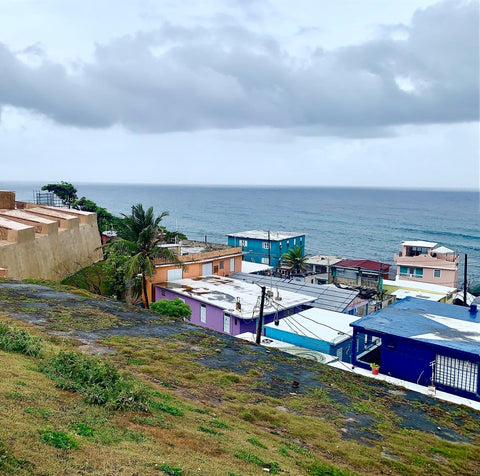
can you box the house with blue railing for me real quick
[227,230,305,268]
[351,297,480,402]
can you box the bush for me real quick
[0,322,42,357]
[41,351,150,411]
[150,299,191,320]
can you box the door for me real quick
[202,262,213,276]
[223,313,230,334]
[167,268,183,281]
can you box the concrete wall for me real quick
[0,193,103,281]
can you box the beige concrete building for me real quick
[0,191,103,281]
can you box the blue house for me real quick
[351,297,480,401]
[227,230,306,268]
[264,308,356,362]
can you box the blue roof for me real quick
[351,297,480,355]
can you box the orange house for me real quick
[145,240,243,304]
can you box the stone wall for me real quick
[0,192,103,281]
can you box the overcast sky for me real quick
[0,0,478,189]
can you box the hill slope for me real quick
[0,280,479,476]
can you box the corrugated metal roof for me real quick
[351,297,480,355]
[229,273,358,312]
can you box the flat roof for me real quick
[230,273,358,312]
[390,289,447,302]
[227,230,304,241]
[384,278,456,294]
[351,297,480,354]
[161,275,314,318]
[241,261,273,273]
[265,307,355,345]
[402,240,438,248]
[305,255,343,266]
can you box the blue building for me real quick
[351,297,480,401]
[264,308,356,362]
[227,230,306,268]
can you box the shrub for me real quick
[150,299,191,320]
[158,463,183,475]
[41,351,150,411]
[0,322,42,356]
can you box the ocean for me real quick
[3,182,480,284]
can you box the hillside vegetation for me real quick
[0,279,479,476]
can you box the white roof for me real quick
[384,278,456,294]
[391,289,447,302]
[264,307,355,345]
[241,261,273,274]
[227,230,303,241]
[164,275,314,318]
[402,240,437,248]
[305,255,343,266]
[432,245,455,254]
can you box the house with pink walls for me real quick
[154,275,314,336]
[394,241,459,288]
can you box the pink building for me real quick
[394,241,459,288]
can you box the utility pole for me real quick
[464,253,468,306]
[255,286,267,344]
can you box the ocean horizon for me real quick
[2,181,479,284]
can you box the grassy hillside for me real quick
[0,280,479,476]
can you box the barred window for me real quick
[434,354,478,394]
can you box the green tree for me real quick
[41,182,78,208]
[109,204,180,309]
[74,196,121,233]
[150,298,191,320]
[280,246,307,274]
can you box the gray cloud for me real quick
[0,0,477,136]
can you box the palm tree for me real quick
[281,246,307,274]
[111,204,179,309]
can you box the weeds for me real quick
[247,437,267,449]
[158,462,183,475]
[41,351,150,410]
[234,450,280,474]
[149,400,184,416]
[0,322,42,356]
[40,430,78,450]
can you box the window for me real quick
[399,266,423,278]
[435,354,478,394]
[240,240,248,247]
[261,257,269,264]
[300,238,303,245]
[434,269,441,278]
[293,238,296,245]
[200,304,206,323]
[286,240,290,247]
[230,258,235,271]
[262,242,270,249]
[219,260,224,270]
[213,265,219,273]
[223,313,230,334]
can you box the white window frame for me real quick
[230,258,235,271]
[223,313,230,334]
[262,242,270,249]
[434,269,441,278]
[435,354,478,394]
[261,257,269,264]
[240,240,248,247]
[200,304,207,323]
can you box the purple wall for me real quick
[154,286,302,337]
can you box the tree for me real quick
[74,196,121,233]
[281,246,307,274]
[41,182,78,208]
[109,204,180,309]
[150,298,191,320]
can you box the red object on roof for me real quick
[334,259,391,272]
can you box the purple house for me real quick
[155,275,314,336]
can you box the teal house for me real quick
[227,230,306,268]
